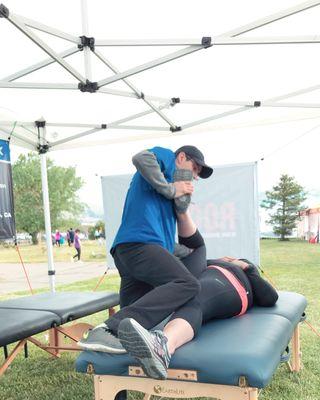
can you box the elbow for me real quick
[132,150,151,170]
[132,154,140,168]
[269,291,279,306]
[261,291,279,307]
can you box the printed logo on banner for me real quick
[0,139,16,240]
[191,202,236,238]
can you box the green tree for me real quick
[88,220,105,240]
[261,174,306,241]
[12,153,84,244]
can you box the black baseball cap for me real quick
[175,145,213,179]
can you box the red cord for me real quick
[259,266,278,289]
[93,267,109,291]
[304,320,320,338]
[15,245,34,295]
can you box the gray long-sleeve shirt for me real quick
[132,149,176,199]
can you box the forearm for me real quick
[132,150,175,199]
[173,169,192,214]
[177,211,197,238]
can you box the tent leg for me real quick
[39,121,55,292]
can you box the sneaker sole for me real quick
[118,318,167,380]
[77,341,126,354]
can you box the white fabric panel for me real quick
[190,162,259,264]
[101,161,259,266]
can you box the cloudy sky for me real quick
[1,0,320,213]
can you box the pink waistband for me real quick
[207,265,248,316]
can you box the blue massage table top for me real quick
[75,291,307,389]
[0,291,119,323]
[0,308,60,347]
[247,291,306,327]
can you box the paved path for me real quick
[0,261,118,295]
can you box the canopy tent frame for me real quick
[1,0,320,136]
[1,0,320,292]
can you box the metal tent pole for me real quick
[81,0,92,81]
[38,120,55,293]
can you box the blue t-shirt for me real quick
[112,147,177,253]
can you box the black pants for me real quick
[73,247,81,261]
[106,243,202,335]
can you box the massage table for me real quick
[76,291,307,400]
[0,291,119,376]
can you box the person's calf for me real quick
[163,318,194,355]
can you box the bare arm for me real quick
[176,210,197,238]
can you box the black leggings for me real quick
[73,248,81,261]
[175,230,243,322]
[173,245,242,322]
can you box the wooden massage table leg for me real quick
[289,324,301,372]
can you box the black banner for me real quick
[0,139,16,240]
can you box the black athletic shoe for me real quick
[118,318,171,380]
[78,323,126,354]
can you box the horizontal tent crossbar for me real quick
[95,39,209,46]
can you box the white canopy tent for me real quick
[1,0,320,291]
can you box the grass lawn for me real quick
[0,240,319,400]
[0,240,107,263]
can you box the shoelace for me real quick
[152,330,171,367]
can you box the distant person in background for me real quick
[73,229,82,262]
[98,228,104,246]
[94,229,100,241]
[67,228,75,247]
[69,228,75,245]
[66,230,70,246]
[55,230,61,247]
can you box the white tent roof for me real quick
[1,0,320,154]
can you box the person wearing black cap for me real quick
[78,145,212,379]
[174,145,213,179]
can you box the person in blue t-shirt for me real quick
[78,146,213,369]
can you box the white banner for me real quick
[102,162,259,266]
